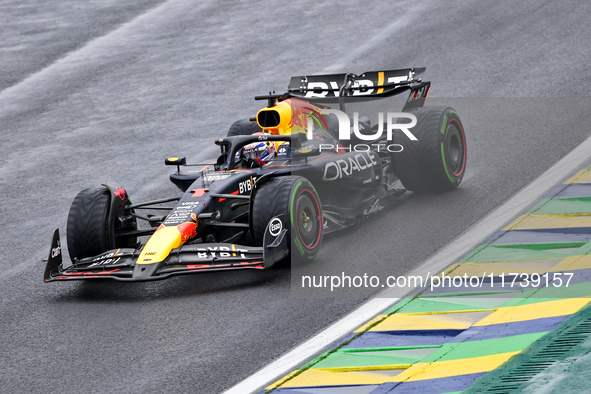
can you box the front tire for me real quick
[252,176,323,264]
[393,106,466,192]
[66,186,137,263]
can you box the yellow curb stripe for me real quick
[265,369,300,390]
[474,298,590,326]
[277,367,406,387]
[504,214,591,230]
[565,169,591,183]
[551,254,591,271]
[354,315,389,333]
[396,351,520,382]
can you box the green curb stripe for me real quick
[398,300,492,314]
[529,197,591,214]
[489,242,586,250]
[313,347,438,369]
[398,295,508,314]
[381,297,415,316]
[416,290,519,298]
[458,240,590,264]
[341,345,442,353]
[496,283,591,307]
[420,332,547,363]
[570,238,591,255]
[460,243,580,263]
[456,244,489,264]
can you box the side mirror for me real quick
[165,157,186,166]
[165,157,186,173]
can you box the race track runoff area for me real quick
[261,163,591,393]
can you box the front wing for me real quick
[44,217,288,282]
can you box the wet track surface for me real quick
[1,0,591,392]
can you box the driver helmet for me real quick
[242,133,276,165]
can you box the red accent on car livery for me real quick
[114,187,126,201]
[192,188,207,197]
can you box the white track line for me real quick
[223,134,591,394]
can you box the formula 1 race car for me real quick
[44,68,466,282]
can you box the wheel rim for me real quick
[295,191,321,249]
[444,120,466,177]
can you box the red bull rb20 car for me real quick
[44,68,466,282]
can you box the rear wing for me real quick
[286,67,430,110]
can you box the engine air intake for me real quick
[257,110,281,128]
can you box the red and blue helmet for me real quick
[242,133,277,165]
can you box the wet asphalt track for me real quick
[1,0,591,392]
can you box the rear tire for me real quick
[66,186,136,263]
[252,176,323,264]
[393,106,466,192]
[227,119,262,137]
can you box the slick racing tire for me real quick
[227,119,262,137]
[393,106,466,192]
[66,186,137,263]
[252,176,323,264]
